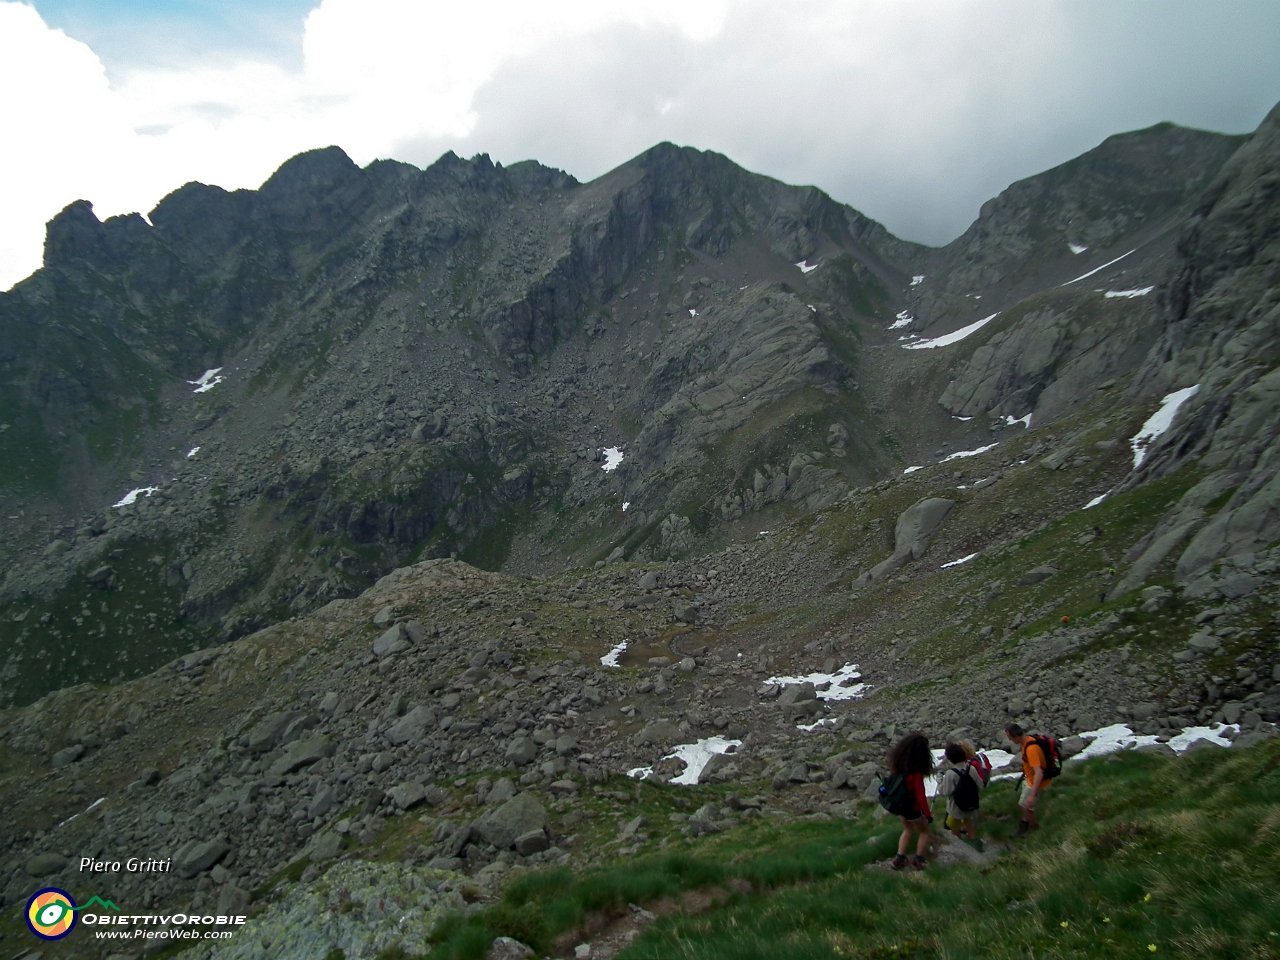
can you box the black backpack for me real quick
[1026,735,1063,780]
[951,763,981,813]
[878,773,915,817]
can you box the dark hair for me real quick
[887,732,934,776]
[1005,723,1025,738]
[944,743,967,765]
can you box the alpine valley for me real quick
[1,101,1279,959]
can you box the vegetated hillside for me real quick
[0,98,1279,959]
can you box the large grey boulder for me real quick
[269,735,333,777]
[637,720,681,746]
[173,839,230,878]
[373,623,411,658]
[471,792,548,849]
[860,498,954,582]
[247,711,301,753]
[387,782,426,810]
[778,683,817,705]
[504,738,537,766]
[26,853,68,877]
[1018,565,1058,586]
[387,705,432,745]
[51,744,85,768]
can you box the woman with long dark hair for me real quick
[886,731,935,870]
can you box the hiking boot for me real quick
[891,854,908,870]
[911,855,928,870]
[1012,821,1031,838]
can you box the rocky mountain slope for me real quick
[0,100,1279,958]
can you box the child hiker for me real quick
[936,742,989,851]
[883,732,935,870]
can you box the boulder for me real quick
[778,683,817,705]
[247,711,301,753]
[1130,702,1159,722]
[373,623,411,658]
[268,735,333,777]
[553,735,578,757]
[637,571,660,591]
[1233,723,1277,750]
[1018,565,1058,586]
[504,738,537,766]
[1058,736,1086,759]
[471,792,548,849]
[860,498,954,581]
[51,744,85,768]
[26,853,68,877]
[486,778,517,805]
[387,782,427,810]
[173,839,230,878]
[673,601,697,624]
[310,831,343,863]
[487,937,536,960]
[637,720,681,746]
[308,783,337,819]
[388,706,433,745]
[513,828,550,856]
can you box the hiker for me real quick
[882,732,935,870]
[936,742,989,851]
[1005,723,1058,837]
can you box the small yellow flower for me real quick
[1060,921,1069,929]
[1103,918,1111,923]
[1144,893,1152,902]
[1148,946,1158,953]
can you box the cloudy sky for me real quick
[3,0,1278,291]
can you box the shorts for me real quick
[1020,782,1046,808]
[945,814,973,833]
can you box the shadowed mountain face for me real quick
[0,109,1275,710]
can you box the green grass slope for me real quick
[435,739,1280,960]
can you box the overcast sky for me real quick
[2,0,1278,291]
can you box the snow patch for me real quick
[797,717,839,732]
[1061,249,1136,286]
[807,304,817,313]
[186,446,200,458]
[795,260,818,274]
[952,416,974,422]
[765,664,867,701]
[688,309,698,317]
[627,736,743,785]
[902,465,925,475]
[1105,286,1154,299]
[600,640,628,668]
[601,446,625,472]
[941,552,978,569]
[1083,492,1109,509]
[910,275,925,286]
[889,310,914,330]
[187,368,224,394]
[113,486,159,508]
[902,313,998,350]
[1068,243,1088,255]
[1130,385,1200,468]
[1002,413,1033,429]
[941,442,998,463]
[621,501,630,512]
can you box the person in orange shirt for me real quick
[1005,723,1047,837]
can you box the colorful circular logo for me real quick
[26,887,77,940]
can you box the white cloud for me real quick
[1,0,1277,292]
